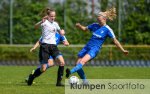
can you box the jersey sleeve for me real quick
[87,23,99,32]
[87,23,95,32]
[54,22,61,31]
[107,28,115,38]
[60,35,67,42]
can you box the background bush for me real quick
[0,45,149,61]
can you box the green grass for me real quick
[0,66,150,94]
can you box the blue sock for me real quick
[70,63,83,74]
[77,68,86,80]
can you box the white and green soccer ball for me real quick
[69,76,79,84]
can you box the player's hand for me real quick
[42,19,46,23]
[76,23,81,28]
[123,50,129,55]
[30,48,35,52]
[42,16,48,22]
[63,41,69,46]
[60,29,65,35]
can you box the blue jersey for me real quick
[78,23,115,59]
[39,32,67,45]
[86,23,115,48]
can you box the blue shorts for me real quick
[78,46,100,59]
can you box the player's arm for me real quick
[35,16,48,29]
[60,35,69,46]
[112,38,129,55]
[63,40,69,46]
[30,40,40,52]
[76,23,88,31]
[54,22,65,35]
[59,29,65,36]
[34,21,43,29]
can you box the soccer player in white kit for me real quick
[27,8,66,86]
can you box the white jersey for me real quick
[40,20,60,44]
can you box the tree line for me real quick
[0,0,149,44]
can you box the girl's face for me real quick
[48,11,56,22]
[97,12,107,25]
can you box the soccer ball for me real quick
[69,76,79,84]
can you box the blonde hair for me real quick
[105,7,117,21]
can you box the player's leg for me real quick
[55,55,65,86]
[77,49,99,84]
[50,45,65,86]
[76,63,86,80]
[66,47,89,78]
[66,47,99,78]
[27,44,50,86]
[66,54,91,78]
[75,58,87,80]
[36,56,54,71]
[27,64,47,86]
[26,58,54,82]
[31,45,46,78]
[75,58,88,84]
[36,56,54,73]
[47,57,54,68]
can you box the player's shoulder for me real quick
[88,22,99,28]
[91,22,99,26]
[44,20,49,23]
[41,20,49,25]
[104,25,113,32]
[53,21,59,25]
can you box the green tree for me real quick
[0,0,10,44]
[64,0,91,44]
[0,0,149,45]
[13,0,47,44]
[122,0,150,44]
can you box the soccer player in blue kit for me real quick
[26,32,69,86]
[66,7,129,82]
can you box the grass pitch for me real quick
[0,66,150,94]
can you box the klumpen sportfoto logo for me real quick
[69,82,145,91]
[65,79,150,94]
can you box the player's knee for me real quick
[57,59,65,66]
[59,61,65,66]
[48,60,54,66]
[75,62,80,65]
[79,60,86,65]
[41,67,46,72]
[41,69,46,72]
[50,63,54,66]
[61,62,65,66]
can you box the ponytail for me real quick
[105,7,117,21]
[39,7,55,17]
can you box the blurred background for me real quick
[0,0,150,66]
